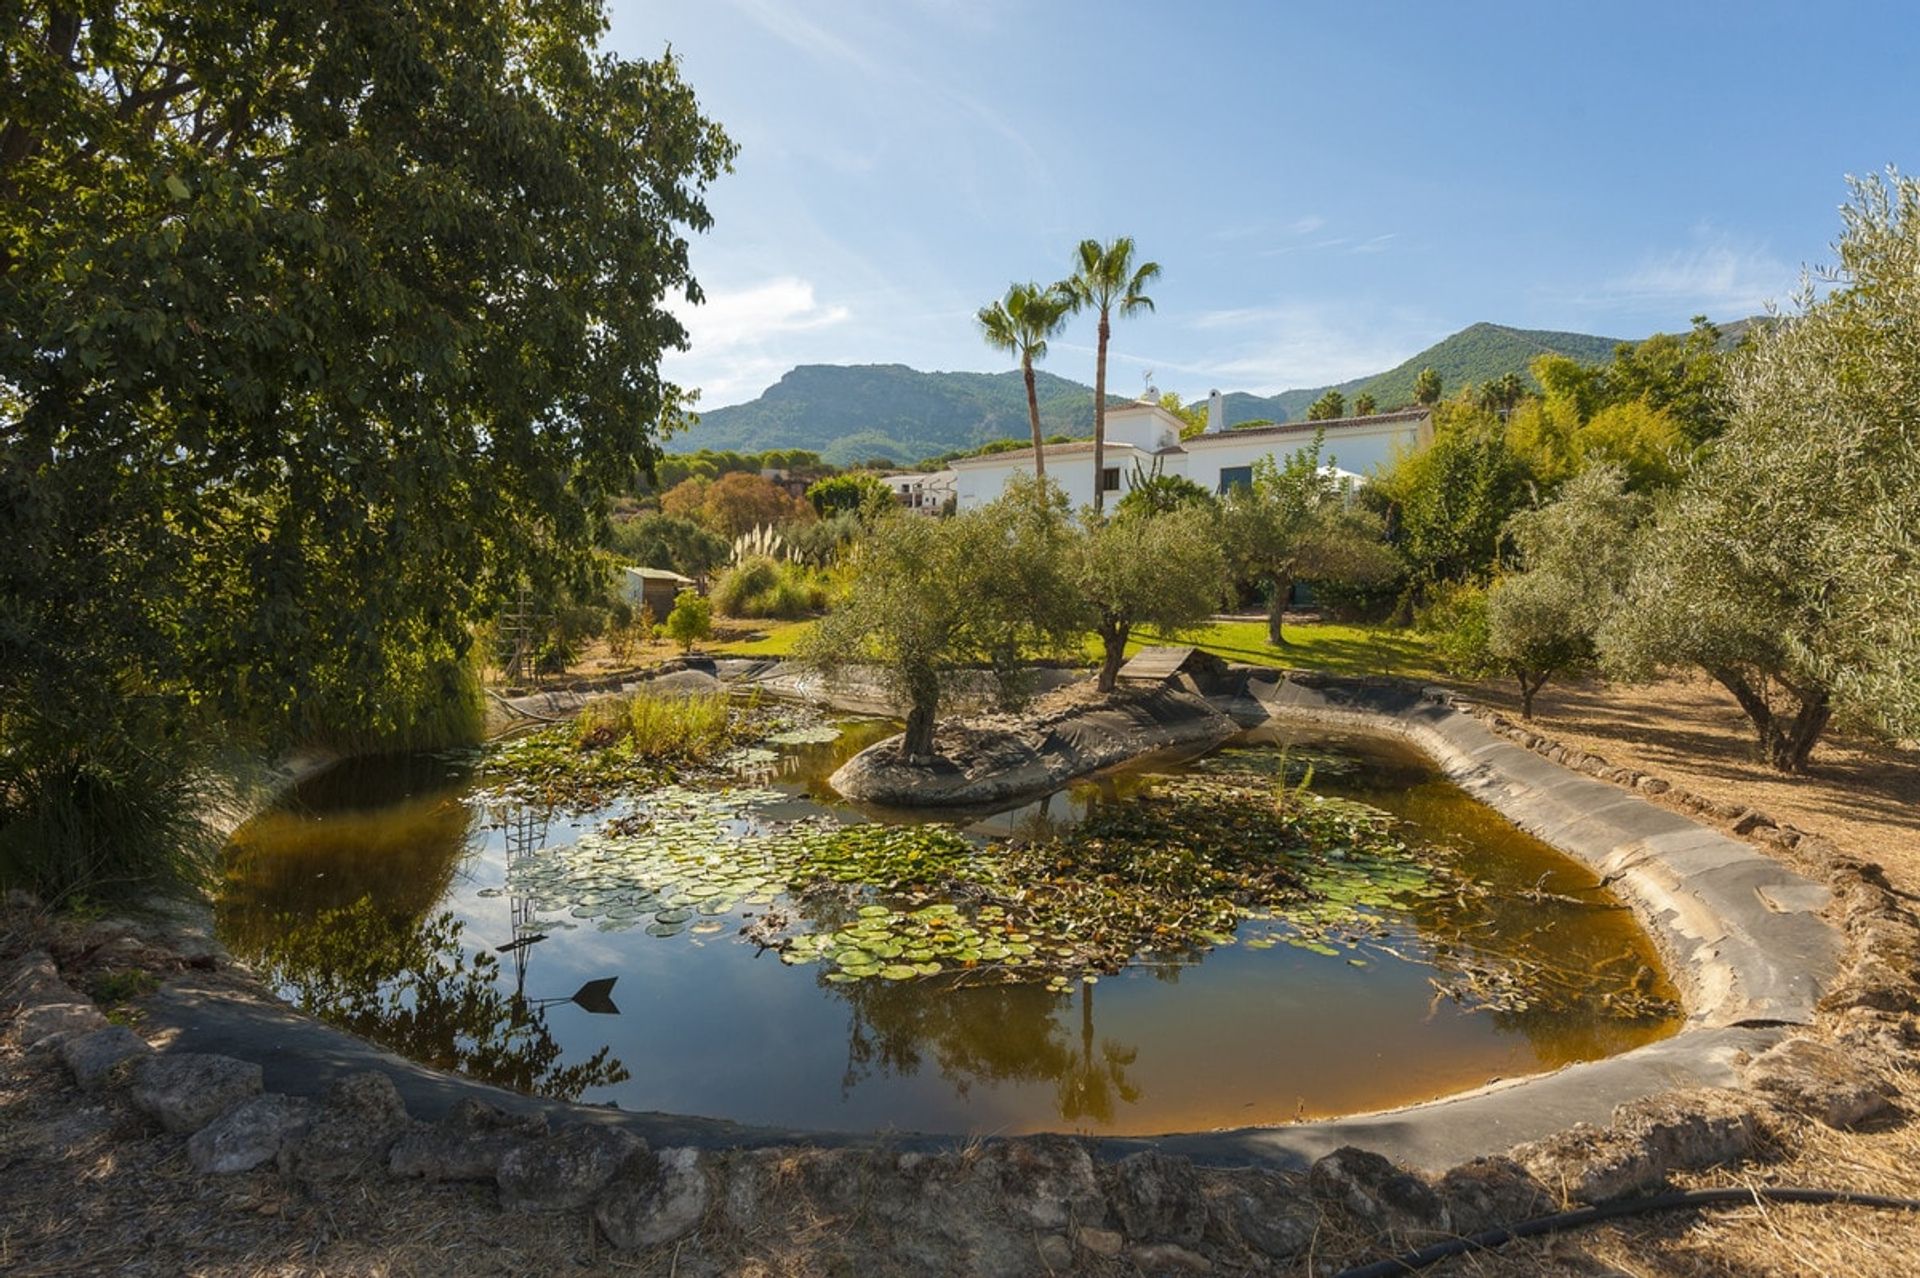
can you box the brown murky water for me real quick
[218,719,1681,1136]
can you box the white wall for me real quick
[1182,421,1421,492]
[953,446,1146,511]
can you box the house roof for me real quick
[624,566,694,583]
[1187,408,1429,446]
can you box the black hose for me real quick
[1332,1186,1920,1278]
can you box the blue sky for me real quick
[611,0,1920,407]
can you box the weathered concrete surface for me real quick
[829,684,1235,807]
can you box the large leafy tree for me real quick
[1222,432,1399,644]
[977,281,1072,486]
[1071,506,1227,691]
[1600,173,1920,772]
[1375,400,1535,594]
[1064,237,1159,515]
[0,1,733,891]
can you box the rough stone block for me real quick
[12,999,109,1049]
[131,1052,263,1133]
[1611,1089,1758,1171]
[596,1146,709,1251]
[58,1024,151,1089]
[1742,1037,1895,1129]
[389,1097,548,1182]
[281,1070,410,1181]
[1129,1241,1212,1273]
[498,1123,651,1213]
[1433,1156,1549,1235]
[189,1093,313,1173]
[1512,1123,1662,1203]
[1107,1151,1207,1247]
[1307,1146,1446,1233]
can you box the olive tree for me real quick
[1071,507,1228,691]
[1599,172,1920,771]
[1480,466,1645,718]
[1222,432,1399,644]
[798,480,1078,761]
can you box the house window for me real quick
[1101,467,1121,492]
[1218,465,1253,494]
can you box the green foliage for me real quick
[1351,392,1378,417]
[1476,371,1527,412]
[979,281,1075,474]
[1064,236,1160,514]
[1413,366,1443,406]
[0,0,733,893]
[1375,402,1535,591]
[1606,316,1731,446]
[1071,507,1229,689]
[571,689,739,760]
[806,472,892,518]
[604,513,730,577]
[711,556,821,620]
[1221,431,1400,643]
[1306,390,1346,421]
[650,449,829,492]
[1114,465,1217,519]
[799,479,1081,756]
[664,589,713,653]
[1419,583,1496,679]
[1600,172,1920,770]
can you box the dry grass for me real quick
[1460,671,1920,893]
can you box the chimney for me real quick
[1206,389,1225,434]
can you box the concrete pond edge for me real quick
[4,670,1915,1273]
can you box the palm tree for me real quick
[1064,237,1160,514]
[977,282,1072,486]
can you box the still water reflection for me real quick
[218,718,1680,1134]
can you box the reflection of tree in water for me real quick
[815,890,1146,1128]
[254,896,629,1102]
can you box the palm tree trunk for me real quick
[1023,357,1045,484]
[1092,310,1110,515]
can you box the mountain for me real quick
[671,319,1745,462]
[676,364,1128,466]
[1209,322,1627,427]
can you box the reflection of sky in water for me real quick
[221,717,1681,1137]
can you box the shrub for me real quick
[664,588,712,652]
[569,689,737,761]
[712,556,819,619]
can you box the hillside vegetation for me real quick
[673,320,1753,462]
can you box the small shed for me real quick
[1115,645,1228,686]
[620,567,696,619]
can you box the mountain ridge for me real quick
[673,319,1748,463]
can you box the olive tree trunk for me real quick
[899,666,941,762]
[1712,668,1833,774]
[1266,575,1294,646]
[1097,622,1130,693]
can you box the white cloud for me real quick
[665,277,851,404]
[1592,232,1798,317]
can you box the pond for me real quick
[217,705,1682,1137]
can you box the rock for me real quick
[1742,1037,1894,1129]
[1035,1233,1073,1270]
[281,1071,411,1181]
[976,1135,1106,1232]
[58,1024,151,1089]
[1129,1241,1212,1273]
[1108,1151,1207,1247]
[498,1123,651,1213]
[389,1098,549,1182]
[1077,1226,1124,1258]
[1612,1090,1759,1171]
[1512,1124,1662,1203]
[1433,1157,1549,1235]
[188,1093,313,1173]
[1730,809,1775,836]
[596,1146,708,1250]
[1,950,61,1003]
[131,1053,263,1133]
[3,887,43,913]
[1308,1147,1446,1234]
[1213,1172,1317,1260]
[12,999,109,1049]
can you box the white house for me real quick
[949,391,1431,510]
[879,469,956,515]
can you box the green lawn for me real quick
[714,615,1435,679]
